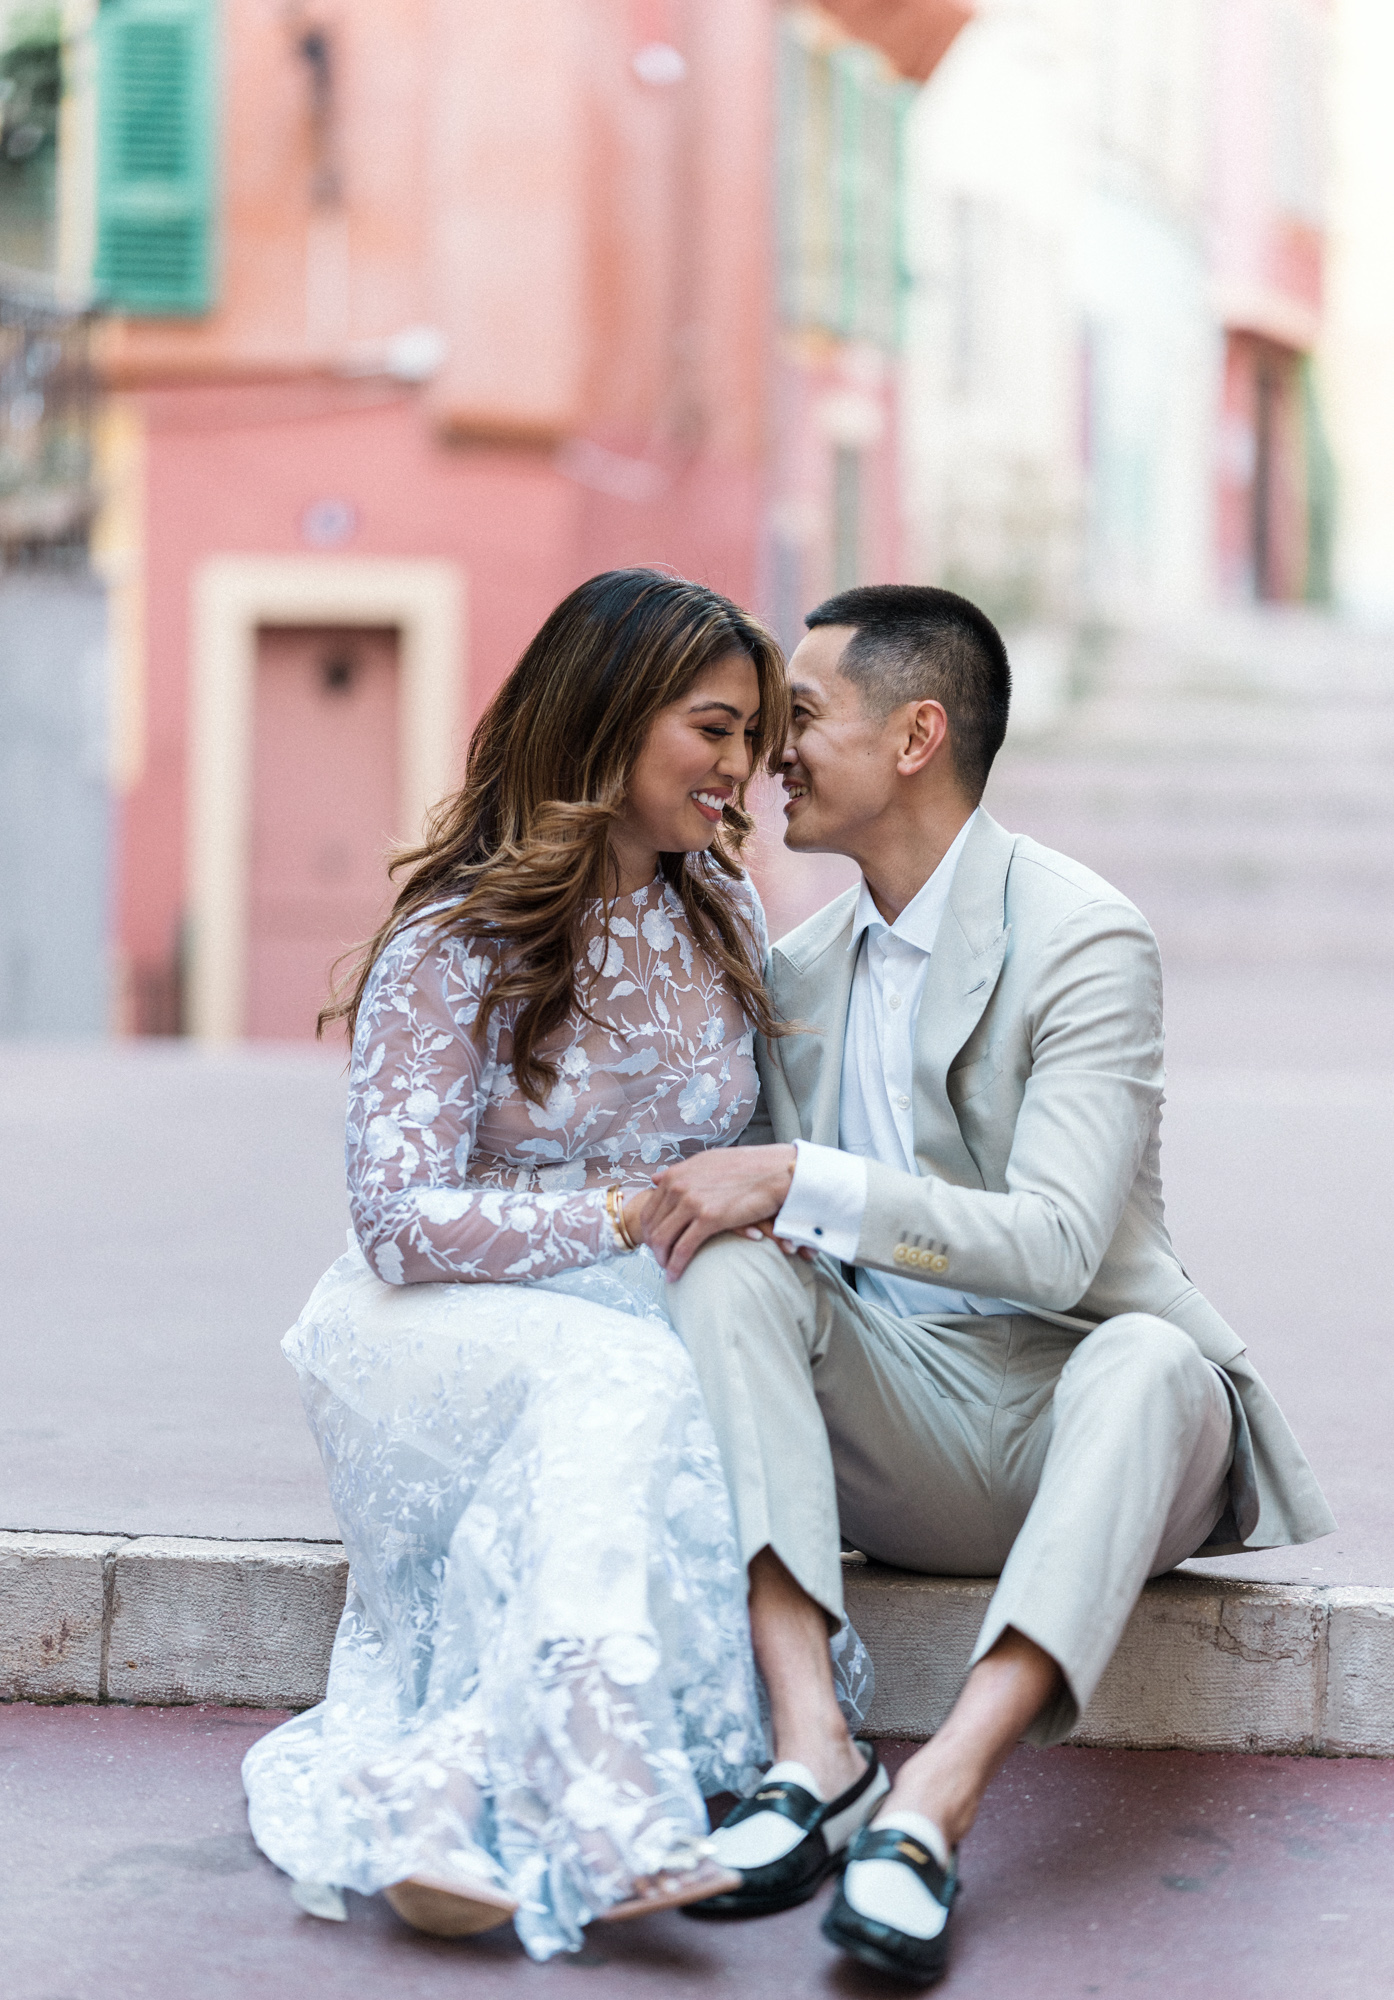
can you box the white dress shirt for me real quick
[774,812,1013,1320]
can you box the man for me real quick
[640,585,1333,1986]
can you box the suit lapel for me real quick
[910,812,1016,1187]
[771,896,858,1146]
[806,930,857,1146]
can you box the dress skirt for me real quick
[242,1240,867,1961]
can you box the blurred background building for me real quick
[0,0,1386,1043]
[901,0,1334,724]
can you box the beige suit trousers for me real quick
[668,1235,1236,1744]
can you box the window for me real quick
[95,0,216,314]
[777,13,910,348]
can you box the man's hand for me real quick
[638,1145,798,1280]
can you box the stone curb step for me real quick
[0,1534,347,1712]
[2,1532,1391,1756]
[847,1564,1394,1758]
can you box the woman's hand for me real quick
[638,1145,798,1279]
[625,1186,796,1261]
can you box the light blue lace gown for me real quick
[241,872,869,1961]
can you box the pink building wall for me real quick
[108,0,777,1031]
[121,390,601,1029]
[104,0,968,1031]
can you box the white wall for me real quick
[900,0,1218,635]
[1321,0,1394,621]
[0,573,111,1035]
[902,2,1080,624]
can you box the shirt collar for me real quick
[848,810,978,956]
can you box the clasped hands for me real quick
[621,1144,805,1281]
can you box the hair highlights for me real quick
[320,569,788,1101]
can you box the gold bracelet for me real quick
[605,1182,638,1253]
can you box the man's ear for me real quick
[896,699,950,778]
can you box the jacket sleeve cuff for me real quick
[774,1140,866,1264]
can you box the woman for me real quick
[242,570,868,1963]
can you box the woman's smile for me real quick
[690,786,733,824]
[610,650,764,880]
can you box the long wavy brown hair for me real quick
[320,568,789,1102]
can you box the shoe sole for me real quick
[822,1910,949,1988]
[384,1878,518,1936]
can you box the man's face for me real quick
[780,625,904,856]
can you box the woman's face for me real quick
[612,652,764,872]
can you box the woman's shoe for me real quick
[820,1824,958,1987]
[684,1742,889,1919]
[383,1872,519,1936]
[595,1858,743,1923]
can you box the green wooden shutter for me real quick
[94,0,216,314]
[832,46,909,349]
[775,17,910,349]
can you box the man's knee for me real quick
[666,1233,808,1352]
[1063,1312,1213,1412]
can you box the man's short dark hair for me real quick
[805,584,1011,800]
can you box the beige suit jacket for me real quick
[746,809,1334,1554]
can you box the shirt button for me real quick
[888,992,902,1009]
[895,1093,910,1110]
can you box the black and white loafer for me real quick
[821,1822,958,1986]
[683,1742,889,1920]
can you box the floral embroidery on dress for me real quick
[241,868,873,1962]
[346,873,767,1285]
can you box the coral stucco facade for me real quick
[103,0,778,1035]
[96,0,968,1035]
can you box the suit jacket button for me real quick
[930,1254,949,1274]
[893,1245,907,1264]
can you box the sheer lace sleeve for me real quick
[346,920,615,1286]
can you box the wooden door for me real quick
[246,624,400,1039]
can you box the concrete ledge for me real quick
[0,1533,127,1701]
[108,1538,349,1708]
[845,1568,1340,1754]
[0,1533,346,1707]
[2,1533,1391,1753]
[1071,1575,1327,1753]
[1323,1588,1394,1756]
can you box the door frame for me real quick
[187,554,465,1041]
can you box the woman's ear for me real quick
[896,699,950,777]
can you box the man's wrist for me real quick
[774,1141,867,1263]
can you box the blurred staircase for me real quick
[987,608,1394,971]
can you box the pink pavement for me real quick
[3,1705,1391,2000]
